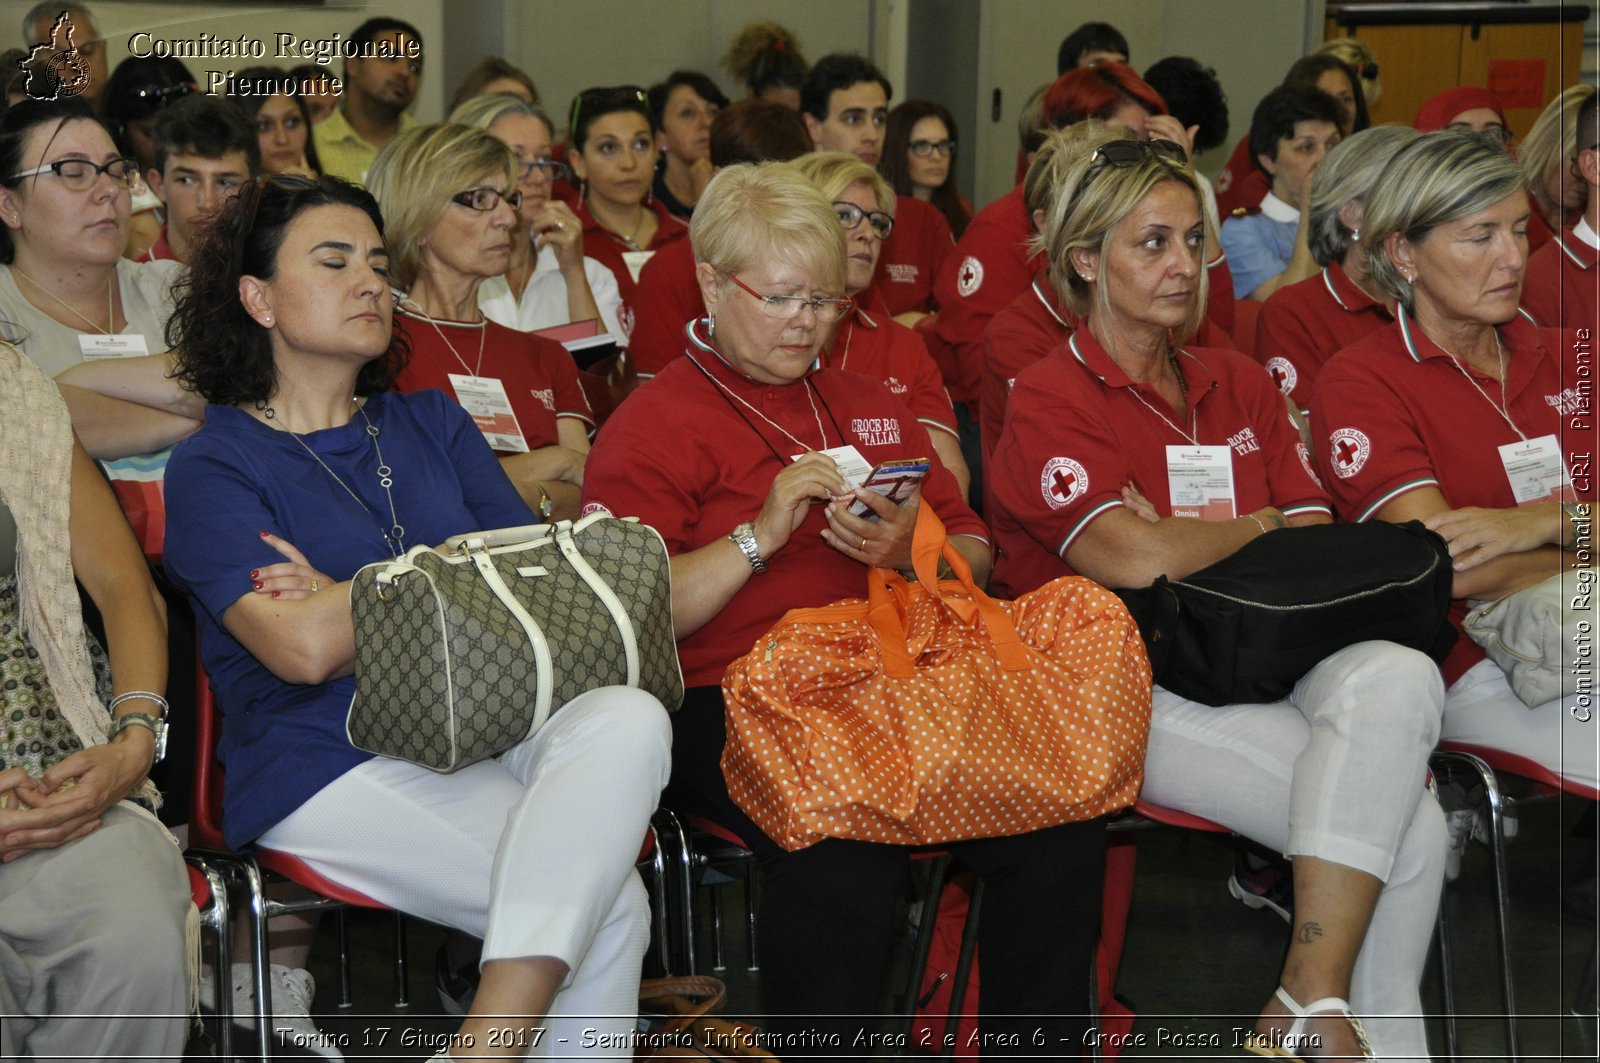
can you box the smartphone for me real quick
[848,457,931,518]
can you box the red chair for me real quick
[1430,742,1600,1062]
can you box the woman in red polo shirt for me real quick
[367,123,593,521]
[989,138,1445,1061]
[1256,125,1419,408]
[567,85,689,337]
[1310,131,1597,792]
[584,162,1106,1056]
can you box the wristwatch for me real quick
[535,483,554,521]
[108,711,168,764]
[729,521,769,574]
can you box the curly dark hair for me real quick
[1142,57,1230,153]
[167,174,407,406]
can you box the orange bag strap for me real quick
[867,505,1031,675]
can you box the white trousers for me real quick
[1443,659,1599,791]
[1139,641,1446,1062]
[260,687,673,1060]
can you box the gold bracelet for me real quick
[1246,513,1270,536]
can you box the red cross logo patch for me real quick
[956,255,984,297]
[1040,456,1088,510]
[1265,356,1297,395]
[1328,427,1371,479]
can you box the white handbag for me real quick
[1462,567,1597,708]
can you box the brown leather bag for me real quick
[635,976,778,1060]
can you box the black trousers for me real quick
[668,685,1106,1057]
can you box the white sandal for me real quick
[1243,986,1376,1061]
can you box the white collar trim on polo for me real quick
[1574,216,1599,252]
[1259,191,1299,224]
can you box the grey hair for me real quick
[1306,125,1421,266]
[23,2,94,44]
[1363,130,1526,312]
[448,93,555,141]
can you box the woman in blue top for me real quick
[161,175,672,1061]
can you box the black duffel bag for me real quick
[1114,520,1456,707]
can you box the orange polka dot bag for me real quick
[722,506,1152,851]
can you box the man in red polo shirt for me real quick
[139,96,257,264]
[801,55,951,317]
[1524,91,1599,333]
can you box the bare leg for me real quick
[1256,857,1379,1060]
[447,956,568,1060]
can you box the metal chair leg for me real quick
[743,859,760,972]
[709,881,728,972]
[1434,875,1458,1063]
[335,906,353,1009]
[392,911,409,1007]
[898,855,952,1040]
[239,857,275,1061]
[940,879,982,1060]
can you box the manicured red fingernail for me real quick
[253,581,263,590]
[249,569,259,579]
[259,530,270,538]
[271,590,281,598]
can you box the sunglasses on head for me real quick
[569,86,650,137]
[1089,138,1187,169]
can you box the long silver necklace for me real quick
[1443,332,1525,441]
[259,398,408,557]
[1126,350,1197,445]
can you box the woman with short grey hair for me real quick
[1312,130,1597,792]
[1256,125,1419,407]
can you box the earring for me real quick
[707,314,716,339]
[262,313,274,325]
[1350,228,1360,242]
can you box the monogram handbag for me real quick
[347,514,683,772]
[1463,566,1597,708]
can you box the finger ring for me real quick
[310,579,320,593]
[555,222,564,231]
[860,536,868,552]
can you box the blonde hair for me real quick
[690,162,846,293]
[365,124,516,290]
[1306,124,1421,266]
[789,151,893,213]
[1520,84,1596,211]
[1314,38,1382,108]
[1037,138,1208,342]
[1363,130,1525,312]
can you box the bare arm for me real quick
[56,383,200,459]
[56,353,203,419]
[222,536,355,686]
[1380,488,1564,600]
[0,439,167,857]
[1066,504,1288,589]
[531,202,606,332]
[930,430,971,502]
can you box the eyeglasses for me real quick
[909,138,956,158]
[516,157,569,182]
[833,201,894,239]
[130,82,196,103]
[452,187,523,212]
[723,271,853,323]
[6,156,139,191]
[1357,62,1380,80]
[570,86,651,141]
[1089,138,1188,170]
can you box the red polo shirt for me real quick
[582,319,986,686]
[394,309,592,453]
[574,196,689,340]
[824,300,957,441]
[135,227,180,264]
[1523,222,1598,334]
[1255,261,1392,406]
[1308,309,1591,683]
[989,329,1329,598]
[874,194,953,316]
[625,237,700,380]
[930,184,1039,407]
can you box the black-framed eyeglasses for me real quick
[6,156,139,191]
[516,157,569,182]
[722,271,853,323]
[570,85,651,139]
[909,138,956,159]
[833,201,894,240]
[452,187,522,212]
[1089,138,1188,170]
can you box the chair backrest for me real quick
[189,647,230,851]
[1439,741,1600,802]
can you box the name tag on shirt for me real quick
[79,333,149,360]
[1167,445,1237,520]
[1500,434,1574,505]
[448,373,529,453]
[621,250,655,284]
[792,444,873,486]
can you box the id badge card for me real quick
[792,444,873,486]
[621,250,656,284]
[1166,445,1237,520]
[79,333,150,360]
[1499,434,1575,505]
[448,374,529,453]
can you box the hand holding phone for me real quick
[848,457,931,519]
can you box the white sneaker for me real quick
[199,962,345,1060]
[1443,808,1475,882]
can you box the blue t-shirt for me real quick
[164,390,533,848]
[1220,205,1298,300]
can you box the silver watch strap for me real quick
[108,712,168,764]
[729,521,768,574]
